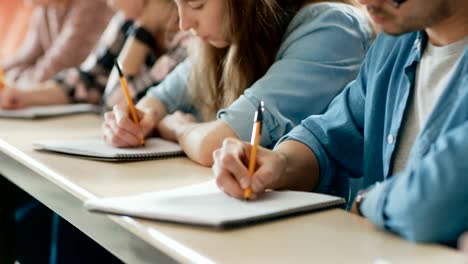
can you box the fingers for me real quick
[213,162,244,199]
[0,88,24,109]
[102,105,142,147]
[460,232,468,253]
[213,138,254,199]
[115,104,144,138]
[250,147,284,192]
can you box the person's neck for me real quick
[426,3,468,46]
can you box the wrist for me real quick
[353,184,376,217]
[270,150,289,189]
[175,121,196,142]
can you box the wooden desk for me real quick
[0,115,464,263]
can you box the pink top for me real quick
[2,0,113,87]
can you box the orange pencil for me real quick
[244,101,264,200]
[114,60,145,146]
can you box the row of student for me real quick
[0,0,189,263]
[104,0,468,247]
[1,0,374,261]
[1,0,189,109]
[0,0,467,261]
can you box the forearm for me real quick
[176,120,239,167]
[136,95,168,135]
[118,37,152,76]
[105,37,152,101]
[137,95,166,114]
[21,81,70,106]
[271,140,320,192]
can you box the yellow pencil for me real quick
[244,101,264,200]
[114,60,145,146]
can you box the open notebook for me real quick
[0,104,101,119]
[33,138,184,161]
[85,181,345,228]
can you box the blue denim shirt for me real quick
[147,3,374,148]
[282,31,468,244]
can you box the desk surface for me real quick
[0,115,464,264]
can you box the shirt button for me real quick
[387,134,394,144]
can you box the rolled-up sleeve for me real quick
[146,60,195,114]
[218,4,372,147]
[361,122,468,243]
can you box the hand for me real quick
[460,232,468,260]
[157,111,196,142]
[102,104,158,147]
[350,201,360,215]
[0,84,27,109]
[212,138,287,200]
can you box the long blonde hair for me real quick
[189,0,363,120]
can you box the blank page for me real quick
[85,181,345,228]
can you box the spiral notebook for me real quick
[0,104,101,119]
[85,181,345,228]
[33,138,184,161]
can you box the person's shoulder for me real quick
[283,3,372,43]
[288,2,369,31]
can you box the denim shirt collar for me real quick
[404,31,428,71]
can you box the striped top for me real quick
[54,13,190,105]
[2,0,113,87]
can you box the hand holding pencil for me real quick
[212,101,288,200]
[102,61,157,148]
[244,101,264,200]
[114,60,145,145]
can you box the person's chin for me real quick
[208,39,229,49]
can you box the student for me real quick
[1,0,113,87]
[213,0,468,245]
[0,0,188,110]
[102,0,375,166]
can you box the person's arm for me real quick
[102,95,167,147]
[159,118,240,166]
[0,80,69,109]
[460,232,468,257]
[102,59,193,147]
[15,1,113,84]
[104,0,178,106]
[212,138,319,199]
[359,122,468,243]
[1,8,43,74]
[212,36,373,199]
[51,13,132,105]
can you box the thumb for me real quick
[139,108,158,137]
